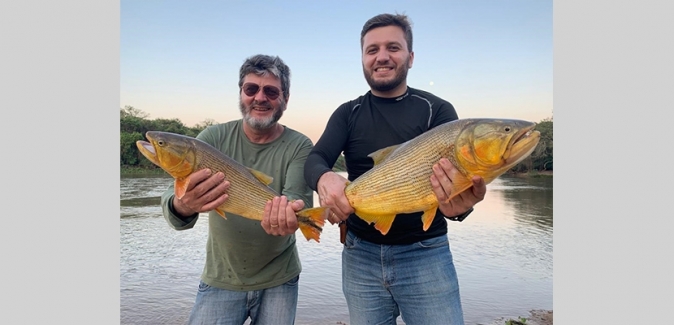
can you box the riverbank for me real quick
[509,170,553,178]
[120,167,168,177]
[483,309,553,325]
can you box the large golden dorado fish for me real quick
[345,118,541,236]
[136,131,327,242]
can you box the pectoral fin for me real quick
[174,178,190,199]
[421,206,437,231]
[445,173,474,203]
[355,211,396,235]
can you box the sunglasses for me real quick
[241,83,282,101]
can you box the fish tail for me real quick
[296,207,328,242]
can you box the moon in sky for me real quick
[429,81,434,86]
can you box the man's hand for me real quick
[317,171,354,225]
[430,158,487,217]
[172,168,230,218]
[261,196,303,236]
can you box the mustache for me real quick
[251,101,273,110]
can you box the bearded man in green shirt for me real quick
[160,54,314,325]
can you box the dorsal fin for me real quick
[367,144,400,165]
[247,167,274,185]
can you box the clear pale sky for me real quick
[121,0,552,143]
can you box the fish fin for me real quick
[247,168,274,185]
[421,206,437,231]
[296,207,328,242]
[215,207,227,219]
[445,173,474,203]
[367,145,400,165]
[356,211,396,235]
[174,178,189,199]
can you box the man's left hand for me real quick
[261,196,303,236]
[430,158,487,217]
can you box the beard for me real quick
[363,56,410,92]
[239,98,285,130]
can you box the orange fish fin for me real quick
[421,206,437,231]
[247,168,274,185]
[174,178,190,199]
[296,207,327,242]
[215,207,227,219]
[445,173,474,203]
[356,211,396,235]
[367,145,400,165]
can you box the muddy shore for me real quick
[481,309,553,325]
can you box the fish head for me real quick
[135,131,198,179]
[455,119,541,180]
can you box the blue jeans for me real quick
[186,275,299,325]
[342,231,464,325]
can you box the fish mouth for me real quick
[503,124,541,164]
[136,140,160,165]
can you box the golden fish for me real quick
[136,131,327,242]
[345,118,541,235]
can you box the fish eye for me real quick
[504,127,511,132]
[157,140,164,146]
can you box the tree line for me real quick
[121,106,552,173]
[120,106,216,168]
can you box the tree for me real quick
[532,117,553,171]
[150,118,187,134]
[194,118,217,130]
[120,132,145,166]
[120,105,150,119]
[510,117,553,173]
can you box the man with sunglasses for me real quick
[160,54,313,324]
[304,14,487,325]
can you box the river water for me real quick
[120,173,552,325]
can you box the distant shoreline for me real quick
[121,167,169,177]
[509,170,553,178]
[120,166,553,178]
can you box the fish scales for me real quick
[191,137,275,220]
[136,131,328,242]
[341,118,540,235]
[346,120,464,215]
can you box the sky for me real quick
[121,0,552,143]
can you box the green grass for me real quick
[505,316,527,325]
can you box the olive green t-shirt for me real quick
[160,120,314,291]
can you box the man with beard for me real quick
[304,14,487,325]
[160,54,313,325]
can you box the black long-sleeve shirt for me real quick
[304,87,460,245]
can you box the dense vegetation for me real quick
[120,106,216,170]
[509,117,553,174]
[121,106,552,175]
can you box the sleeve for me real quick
[303,102,352,190]
[430,99,459,129]
[161,193,199,230]
[281,136,315,208]
[159,127,218,230]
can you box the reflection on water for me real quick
[120,174,552,325]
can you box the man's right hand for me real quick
[317,171,353,225]
[172,168,230,218]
